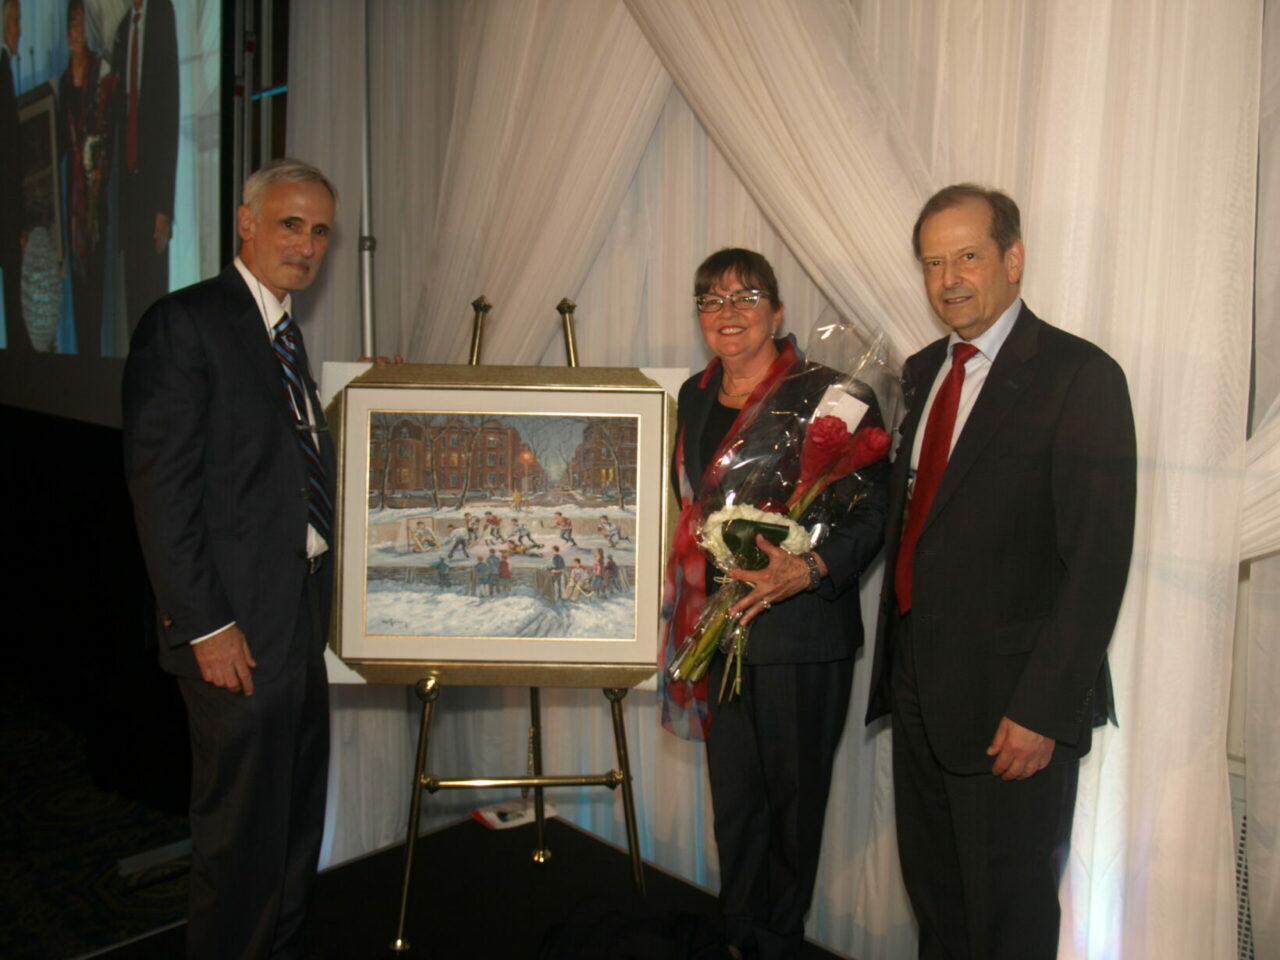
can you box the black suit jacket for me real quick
[866,305,1136,774]
[676,359,888,664]
[122,266,337,681]
[110,0,178,219]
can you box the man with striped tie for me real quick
[123,158,337,960]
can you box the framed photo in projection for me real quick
[330,364,674,685]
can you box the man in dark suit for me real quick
[111,0,178,334]
[0,0,26,352]
[866,184,1136,960]
[123,158,338,960]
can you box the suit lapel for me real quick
[887,342,947,541]
[681,368,720,492]
[924,306,1041,527]
[898,341,947,455]
[219,267,300,436]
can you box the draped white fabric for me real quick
[401,1,671,364]
[622,0,934,360]
[1245,2,1280,955]
[287,2,1264,957]
[1242,412,1280,562]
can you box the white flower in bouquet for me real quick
[700,504,810,568]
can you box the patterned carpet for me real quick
[0,675,190,960]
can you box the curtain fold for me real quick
[1242,411,1280,562]
[1246,1,1280,953]
[286,2,1266,957]
[1029,6,1255,954]
[285,0,368,365]
[404,0,670,364]
[623,0,935,360]
[559,84,847,370]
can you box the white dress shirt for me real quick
[909,297,1023,476]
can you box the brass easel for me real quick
[388,297,646,954]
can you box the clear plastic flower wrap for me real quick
[664,319,901,704]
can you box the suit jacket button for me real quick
[162,615,175,629]
[300,487,309,501]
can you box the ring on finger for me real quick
[760,599,772,611]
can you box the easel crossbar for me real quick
[423,772,623,791]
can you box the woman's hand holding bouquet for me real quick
[666,351,893,702]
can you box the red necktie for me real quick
[127,12,140,172]
[895,342,979,613]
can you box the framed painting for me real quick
[330,364,674,687]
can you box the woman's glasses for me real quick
[695,290,769,313]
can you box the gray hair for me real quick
[241,158,337,214]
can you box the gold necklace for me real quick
[719,382,755,399]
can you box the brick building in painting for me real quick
[565,417,637,503]
[369,416,546,507]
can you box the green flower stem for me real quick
[733,626,745,697]
[786,479,829,524]
[673,581,748,684]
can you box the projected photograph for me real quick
[13,84,63,354]
[333,372,672,671]
[0,0,222,357]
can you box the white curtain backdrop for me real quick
[1245,2,1280,956]
[287,2,1265,958]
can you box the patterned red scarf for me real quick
[659,340,798,739]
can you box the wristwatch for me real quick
[800,551,822,591]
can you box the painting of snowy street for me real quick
[363,411,641,642]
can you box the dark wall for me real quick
[1,403,189,814]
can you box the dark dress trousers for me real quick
[111,0,178,332]
[866,305,1137,960]
[123,266,335,960]
[677,360,888,959]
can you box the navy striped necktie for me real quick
[273,314,333,542]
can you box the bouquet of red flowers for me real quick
[663,324,898,713]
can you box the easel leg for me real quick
[605,688,646,895]
[391,677,440,953]
[529,686,551,863]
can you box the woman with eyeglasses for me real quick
[660,248,888,960]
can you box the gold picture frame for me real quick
[329,363,674,687]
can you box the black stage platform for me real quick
[85,817,846,960]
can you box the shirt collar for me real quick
[949,296,1022,363]
[234,256,293,337]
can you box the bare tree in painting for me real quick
[591,419,630,510]
[368,416,389,510]
[369,413,442,510]
[414,414,443,510]
[514,417,588,492]
[451,415,488,510]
